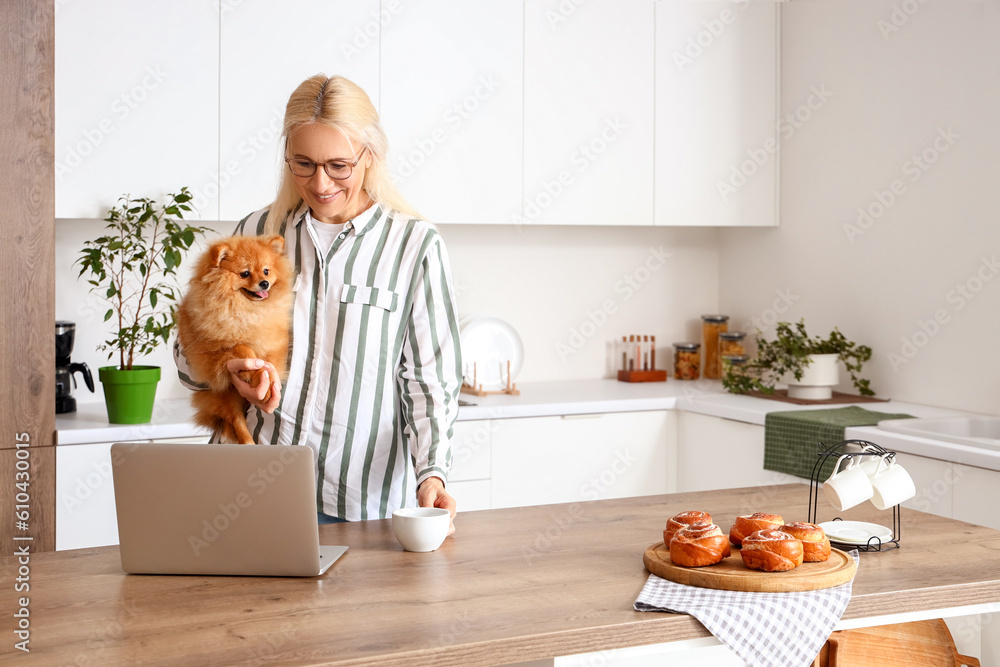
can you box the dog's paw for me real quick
[250,368,273,403]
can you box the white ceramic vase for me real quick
[786,353,839,400]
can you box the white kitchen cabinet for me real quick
[894,452,954,519]
[55,0,220,220]
[449,420,494,512]
[380,1,523,225]
[675,412,801,497]
[218,0,382,221]
[654,1,778,226]
[522,0,655,226]
[448,480,492,514]
[952,463,1000,531]
[491,411,674,509]
[56,442,119,551]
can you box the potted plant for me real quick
[722,319,874,399]
[76,187,209,423]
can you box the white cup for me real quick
[391,507,451,552]
[869,455,916,510]
[823,454,874,511]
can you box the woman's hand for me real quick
[417,476,457,536]
[225,358,281,414]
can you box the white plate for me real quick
[819,520,894,546]
[459,315,524,391]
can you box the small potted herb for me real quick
[76,188,209,423]
[722,319,874,399]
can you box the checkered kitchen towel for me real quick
[634,551,858,667]
[764,407,913,480]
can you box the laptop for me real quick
[111,442,348,577]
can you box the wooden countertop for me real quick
[5,485,1000,666]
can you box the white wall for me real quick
[441,224,719,383]
[718,0,1000,415]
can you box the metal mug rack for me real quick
[807,439,901,552]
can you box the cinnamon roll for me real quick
[739,529,804,572]
[780,522,831,562]
[729,512,784,547]
[663,510,713,547]
[669,522,732,567]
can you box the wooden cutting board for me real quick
[643,542,856,592]
[827,619,980,666]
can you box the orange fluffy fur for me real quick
[177,235,293,444]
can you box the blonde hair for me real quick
[265,75,417,234]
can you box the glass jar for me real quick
[721,354,749,369]
[718,331,746,358]
[701,314,729,379]
[673,342,701,380]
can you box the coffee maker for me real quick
[56,321,94,413]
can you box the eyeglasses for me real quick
[285,148,366,180]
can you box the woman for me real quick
[175,75,462,530]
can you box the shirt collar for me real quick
[291,201,385,236]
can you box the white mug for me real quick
[823,454,874,511]
[869,455,916,510]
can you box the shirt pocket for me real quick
[339,285,400,312]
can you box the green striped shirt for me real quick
[176,202,462,520]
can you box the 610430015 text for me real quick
[13,431,32,653]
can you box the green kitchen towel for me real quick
[763,406,914,481]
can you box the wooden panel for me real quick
[0,0,56,554]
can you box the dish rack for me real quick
[807,439,901,552]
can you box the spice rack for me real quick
[616,335,666,383]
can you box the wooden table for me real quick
[4,484,1000,666]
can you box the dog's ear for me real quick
[209,242,231,267]
[264,235,285,255]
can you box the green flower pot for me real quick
[98,366,161,424]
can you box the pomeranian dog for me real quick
[177,235,293,444]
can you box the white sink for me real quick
[877,417,1000,451]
